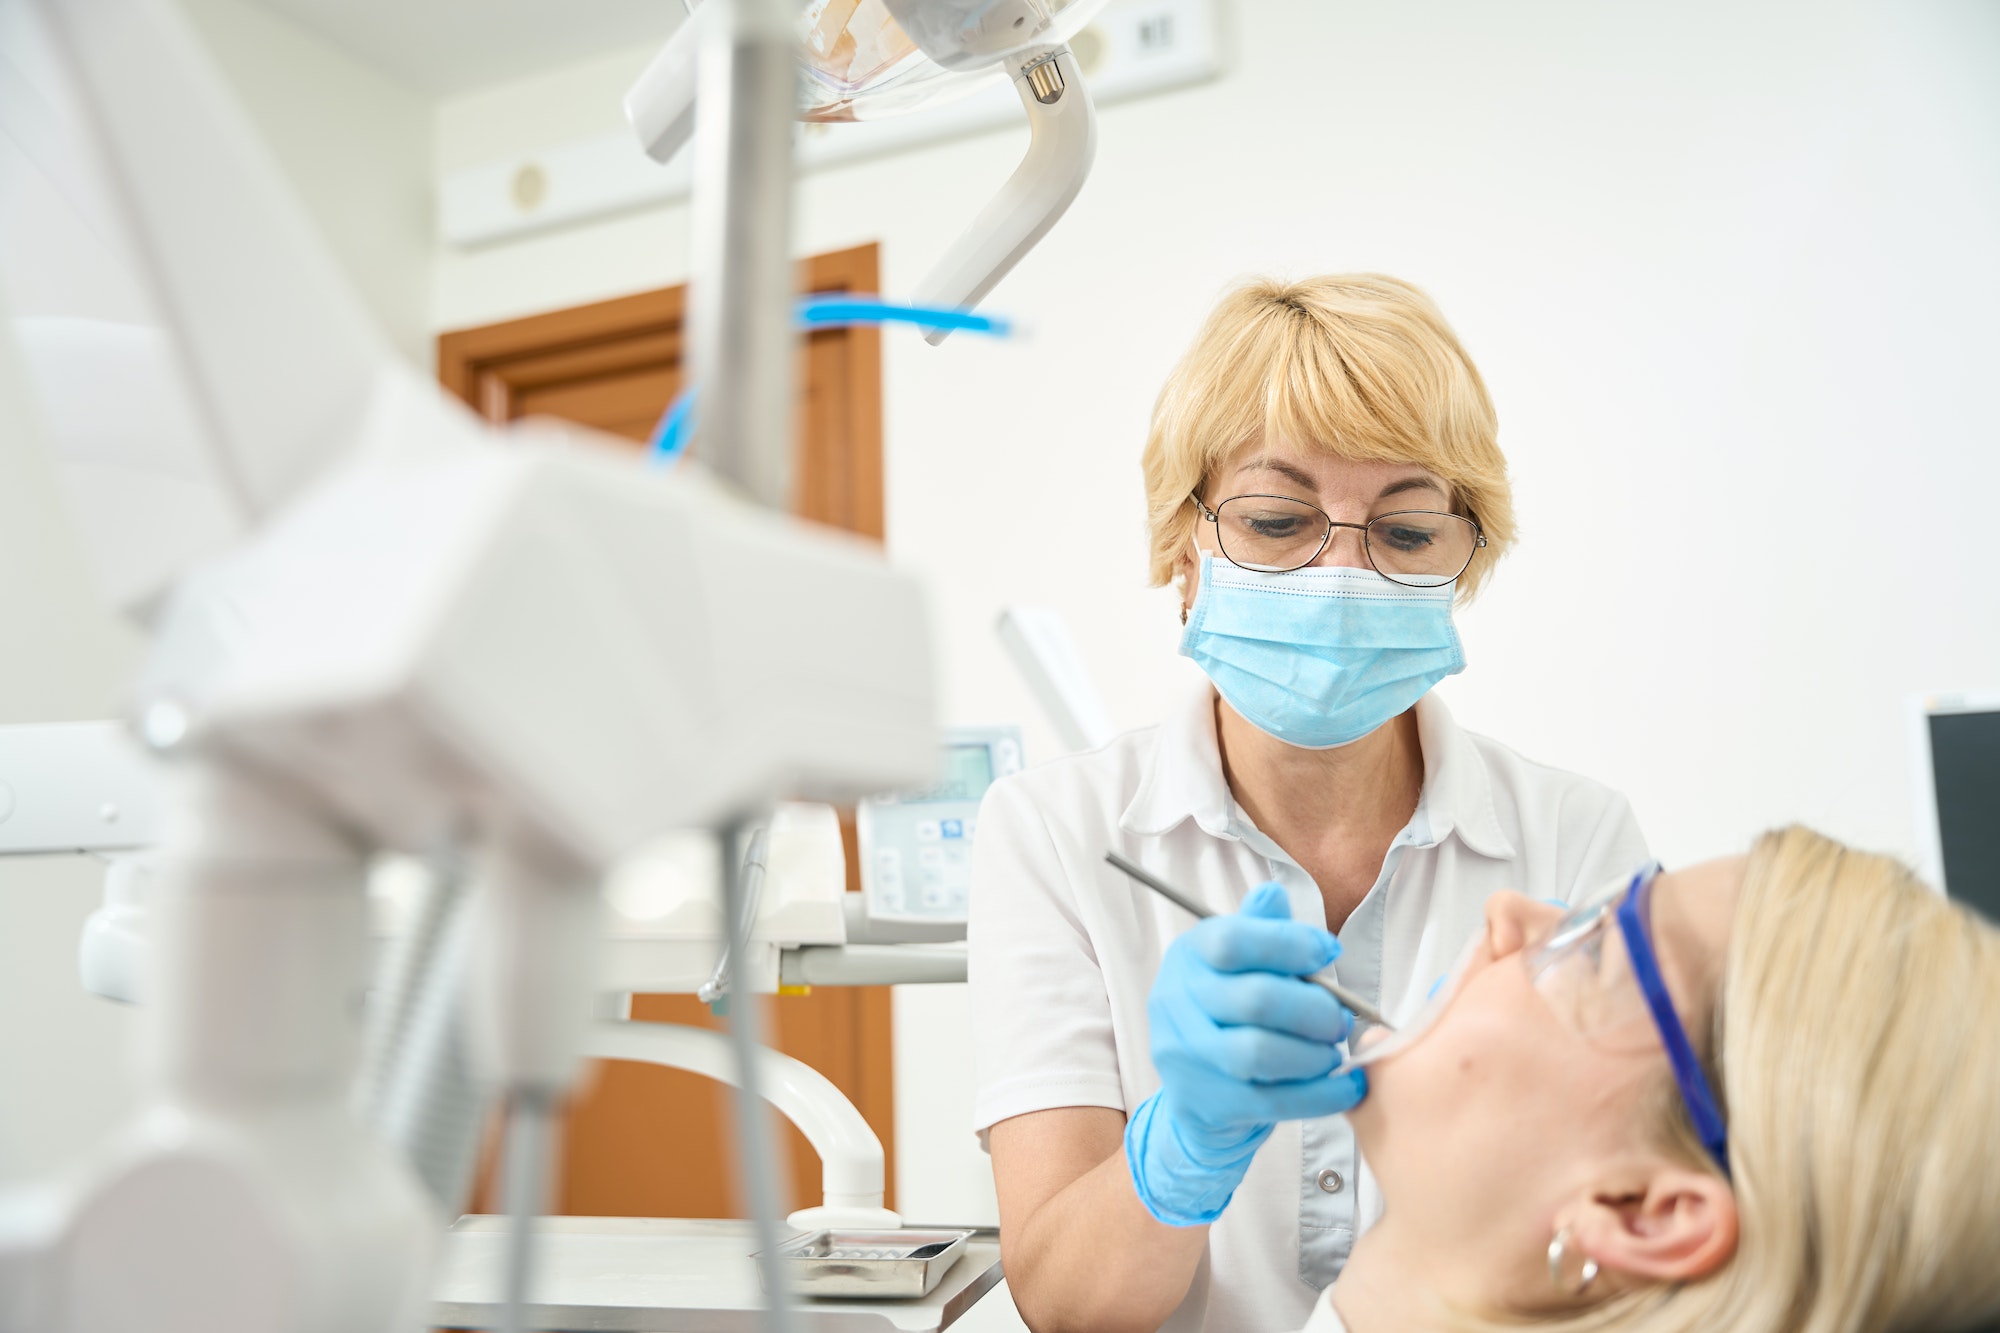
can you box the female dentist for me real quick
[969,275,1651,1333]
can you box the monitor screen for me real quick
[1930,709,2000,921]
[928,743,996,804]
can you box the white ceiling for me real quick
[246,0,687,96]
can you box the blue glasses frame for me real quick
[1615,865,1730,1176]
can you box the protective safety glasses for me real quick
[1528,865,1730,1175]
[1341,866,1730,1177]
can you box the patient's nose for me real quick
[1484,891,1562,960]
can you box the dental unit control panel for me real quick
[858,727,1023,925]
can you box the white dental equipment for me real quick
[0,2,941,1332]
[0,724,162,859]
[0,723,164,1008]
[628,0,1103,342]
[856,726,1022,931]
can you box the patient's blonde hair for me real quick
[1499,826,2000,1333]
[1140,275,1515,601]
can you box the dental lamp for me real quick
[628,0,1104,341]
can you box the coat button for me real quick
[1316,1168,1344,1194]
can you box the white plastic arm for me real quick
[996,606,1117,752]
[624,6,707,165]
[911,43,1098,344]
[582,1020,900,1227]
[0,722,162,855]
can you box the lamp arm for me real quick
[910,43,1098,344]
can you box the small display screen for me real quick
[1932,710,2000,921]
[936,743,996,802]
[907,744,996,805]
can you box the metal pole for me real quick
[686,0,798,511]
[497,1089,557,1333]
[718,814,800,1333]
[686,8,806,1328]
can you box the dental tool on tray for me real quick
[1104,850,1395,1032]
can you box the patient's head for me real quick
[1346,826,2000,1332]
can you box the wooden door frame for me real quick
[437,244,884,539]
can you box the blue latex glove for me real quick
[1126,881,1368,1227]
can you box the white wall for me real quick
[426,0,2000,1281]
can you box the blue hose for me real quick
[796,295,1011,336]
[649,293,1011,463]
[648,386,700,462]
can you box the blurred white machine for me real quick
[0,0,1127,1326]
[0,0,937,1330]
[0,725,164,1005]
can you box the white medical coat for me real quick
[969,682,1649,1333]
[1299,1287,1348,1332]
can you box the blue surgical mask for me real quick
[1179,551,1465,749]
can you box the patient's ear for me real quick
[1568,1166,1738,1283]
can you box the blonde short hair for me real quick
[1140,275,1514,601]
[1473,827,2000,1333]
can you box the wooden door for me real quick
[437,243,894,1218]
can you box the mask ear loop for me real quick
[1181,531,1211,625]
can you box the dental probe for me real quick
[1104,850,1395,1032]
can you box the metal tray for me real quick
[758,1228,973,1299]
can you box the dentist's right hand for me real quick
[1125,881,1366,1227]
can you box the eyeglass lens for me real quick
[1210,496,1477,584]
[1524,891,1653,1052]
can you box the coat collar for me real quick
[1119,681,1517,861]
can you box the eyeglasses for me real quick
[1526,865,1731,1175]
[1189,492,1484,586]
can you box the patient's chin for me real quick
[1345,1027,1420,1140]
[1346,1058,1398,1140]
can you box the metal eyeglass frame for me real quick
[1188,492,1486,586]
[1615,864,1731,1176]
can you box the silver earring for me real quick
[1547,1226,1599,1295]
